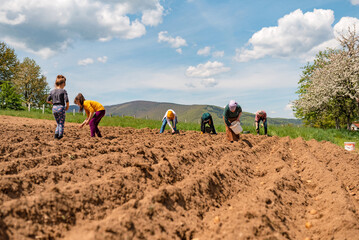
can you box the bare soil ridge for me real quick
[0,116,358,239]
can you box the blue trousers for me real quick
[256,119,267,135]
[160,118,177,133]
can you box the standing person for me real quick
[46,75,69,139]
[201,112,217,134]
[255,110,267,135]
[160,109,178,134]
[74,93,106,137]
[223,100,242,142]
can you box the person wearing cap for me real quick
[201,112,217,134]
[160,109,178,134]
[255,110,267,135]
[223,100,242,142]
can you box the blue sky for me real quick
[1,0,359,118]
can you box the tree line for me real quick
[294,27,359,130]
[0,42,49,110]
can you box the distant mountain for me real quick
[99,100,302,126]
[67,105,79,113]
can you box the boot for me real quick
[54,133,59,139]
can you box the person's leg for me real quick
[57,106,66,138]
[209,116,216,134]
[52,105,61,138]
[94,110,105,137]
[89,114,97,137]
[160,118,167,133]
[89,111,105,137]
[264,120,268,135]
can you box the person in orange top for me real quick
[74,93,106,137]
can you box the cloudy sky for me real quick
[1,0,359,118]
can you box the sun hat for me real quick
[229,100,237,111]
[167,110,174,119]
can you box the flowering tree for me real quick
[294,27,359,129]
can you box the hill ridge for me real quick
[68,100,301,126]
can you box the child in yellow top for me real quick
[74,93,106,137]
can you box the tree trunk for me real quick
[335,117,340,129]
[347,114,352,130]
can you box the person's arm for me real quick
[236,112,242,122]
[223,107,231,127]
[46,95,52,105]
[201,118,205,133]
[64,91,69,111]
[79,110,94,128]
[166,117,174,132]
[173,116,177,129]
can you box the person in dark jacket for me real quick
[223,100,242,142]
[201,112,217,134]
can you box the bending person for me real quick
[74,93,106,137]
[201,112,217,134]
[223,100,242,142]
[255,110,267,135]
[160,109,178,134]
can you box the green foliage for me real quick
[0,81,23,110]
[294,50,336,127]
[13,57,49,108]
[0,42,19,84]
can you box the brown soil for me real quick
[1,115,359,240]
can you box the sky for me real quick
[1,0,359,118]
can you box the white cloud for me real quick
[212,51,224,57]
[333,17,359,37]
[78,58,94,66]
[0,0,164,58]
[97,56,108,63]
[186,61,230,78]
[0,11,25,25]
[235,9,335,62]
[201,78,218,87]
[158,31,187,53]
[285,102,294,111]
[351,0,359,5]
[141,2,164,26]
[197,46,211,56]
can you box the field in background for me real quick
[1,109,358,148]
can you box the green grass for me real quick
[1,109,358,148]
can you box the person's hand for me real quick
[171,129,175,134]
[261,123,264,127]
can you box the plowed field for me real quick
[1,115,359,240]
